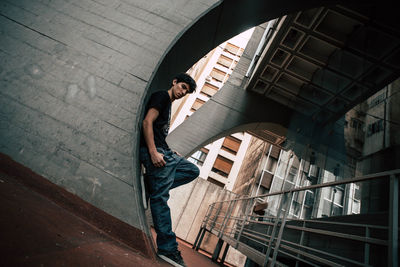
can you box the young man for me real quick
[140,73,200,267]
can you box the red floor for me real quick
[150,227,224,267]
[0,170,221,267]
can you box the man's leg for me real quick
[171,156,200,190]
[146,151,189,266]
[147,167,179,253]
[140,148,179,253]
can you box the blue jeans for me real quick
[139,146,200,253]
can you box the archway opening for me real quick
[139,1,400,265]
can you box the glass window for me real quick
[352,200,360,214]
[367,119,384,137]
[333,188,344,205]
[350,183,361,214]
[188,148,209,166]
[276,159,288,178]
[270,176,283,193]
[322,186,344,217]
[369,92,385,108]
[265,157,277,173]
[332,204,343,216]
[286,166,298,183]
[354,183,361,200]
[283,181,294,191]
[351,118,363,130]
[304,190,314,207]
[290,201,301,217]
[323,170,336,183]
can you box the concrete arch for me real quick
[157,0,380,156]
[166,76,294,157]
[169,120,287,159]
[218,121,288,146]
[144,0,354,98]
[164,0,386,161]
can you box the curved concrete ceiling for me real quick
[146,0,358,97]
[165,0,399,158]
[246,4,400,125]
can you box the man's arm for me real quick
[142,108,166,167]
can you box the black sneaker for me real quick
[158,250,187,267]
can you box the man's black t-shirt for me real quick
[140,91,171,150]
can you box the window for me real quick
[217,55,233,68]
[286,166,298,183]
[190,98,205,112]
[351,183,361,214]
[302,190,315,219]
[369,92,385,108]
[207,177,225,188]
[276,159,288,178]
[304,191,314,207]
[259,170,273,189]
[270,176,283,193]
[224,43,240,55]
[270,145,281,159]
[221,136,241,155]
[265,157,277,173]
[367,119,384,137]
[322,185,344,217]
[290,191,304,217]
[188,148,208,166]
[210,68,226,82]
[200,82,219,97]
[351,118,363,130]
[211,155,233,177]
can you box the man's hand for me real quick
[150,151,166,167]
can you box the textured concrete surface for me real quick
[0,170,167,267]
[0,0,218,242]
[0,152,155,259]
[0,163,226,267]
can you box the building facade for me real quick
[170,28,255,190]
[233,77,400,224]
[167,28,254,266]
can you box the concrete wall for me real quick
[169,177,247,266]
[0,0,219,237]
[232,136,267,196]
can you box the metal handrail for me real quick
[193,170,399,267]
[211,169,400,204]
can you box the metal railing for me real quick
[193,170,399,267]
